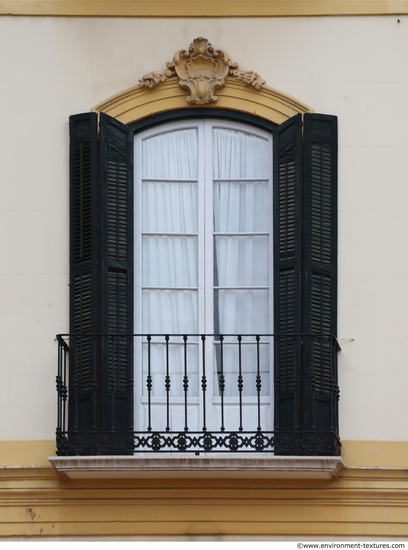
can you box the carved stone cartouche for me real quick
[139,37,265,105]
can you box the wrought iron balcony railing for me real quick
[56,333,340,456]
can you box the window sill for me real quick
[48,455,345,480]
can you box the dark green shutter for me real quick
[302,113,338,445]
[68,112,133,455]
[68,113,99,446]
[273,113,303,440]
[274,113,338,455]
[99,113,134,443]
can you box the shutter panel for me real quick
[99,113,134,450]
[273,113,303,450]
[68,112,134,456]
[302,113,338,454]
[68,113,99,451]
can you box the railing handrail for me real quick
[56,332,339,337]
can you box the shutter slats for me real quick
[100,113,134,439]
[68,113,99,445]
[73,143,92,263]
[275,113,338,455]
[274,114,303,442]
[68,112,133,454]
[278,158,296,261]
[302,113,338,443]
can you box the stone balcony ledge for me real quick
[49,455,345,479]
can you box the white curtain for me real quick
[213,128,270,335]
[213,127,269,179]
[141,125,270,397]
[142,129,198,180]
[142,129,199,396]
[213,128,270,396]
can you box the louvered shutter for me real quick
[68,112,133,455]
[302,113,338,450]
[99,113,134,446]
[68,113,99,448]
[273,114,303,445]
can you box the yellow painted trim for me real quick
[92,77,313,126]
[342,440,408,469]
[0,441,55,467]
[2,440,408,469]
[1,1,408,17]
[1,466,408,538]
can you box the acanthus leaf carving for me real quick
[139,37,265,104]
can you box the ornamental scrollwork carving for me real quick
[139,37,265,105]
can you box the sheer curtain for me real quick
[142,129,199,396]
[140,125,271,398]
[213,128,270,396]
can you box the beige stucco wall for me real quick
[1,15,407,443]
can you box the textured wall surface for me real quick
[0,15,407,442]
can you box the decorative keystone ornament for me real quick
[139,37,265,105]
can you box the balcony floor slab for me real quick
[48,455,345,479]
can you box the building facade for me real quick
[1,1,408,539]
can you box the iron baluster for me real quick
[237,335,243,432]
[129,335,134,431]
[274,335,280,431]
[165,335,170,432]
[62,340,68,434]
[201,335,207,432]
[147,335,152,432]
[183,335,189,432]
[256,335,262,431]
[56,338,62,433]
[73,334,79,432]
[334,337,340,433]
[219,335,225,432]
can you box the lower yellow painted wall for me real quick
[1,441,408,538]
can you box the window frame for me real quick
[132,117,275,434]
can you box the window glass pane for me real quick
[214,236,269,287]
[143,182,197,233]
[213,181,269,232]
[213,128,269,179]
[143,236,198,287]
[143,289,198,334]
[142,129,198,179]
[143,343,198,397]
[215,289,269,335]
[213,342,270,397]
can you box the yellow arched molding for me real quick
[92,77,313,127]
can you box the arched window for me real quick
[134,118,273,433]
[65,109,339,456]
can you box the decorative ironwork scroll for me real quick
[139,37,265,105]
[57,431,341,456]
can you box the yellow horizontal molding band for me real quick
[2,440,408,468]
[1,0,408,17]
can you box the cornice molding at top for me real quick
[1,0,408,17]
